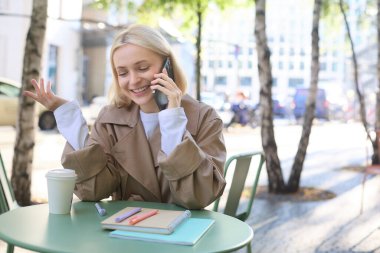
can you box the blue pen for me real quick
[115,207,142,223]
[95,203,107,216]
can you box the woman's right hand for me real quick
[24,78,68,111]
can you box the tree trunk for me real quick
[340,0,372,142]
[11,0,48,206]
[287,0,322,192]
[195,0,202,101]
[254,0,285,193]
[374,0,380,164]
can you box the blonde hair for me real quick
[109,24,188,107]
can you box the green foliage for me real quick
[136,0,252,37]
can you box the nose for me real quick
[128,71,140,86]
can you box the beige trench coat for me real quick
[61,95,226,209]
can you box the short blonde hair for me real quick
[109,24,187,107]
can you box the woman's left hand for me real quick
[150,69,182,109]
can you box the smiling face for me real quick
[113,43,163,113]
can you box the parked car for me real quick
[272,99,287,118]
[292,88,329,120]
[0,77,56,130]
[200,91,233,126]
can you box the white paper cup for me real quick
[46,169,77,214]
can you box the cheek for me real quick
[118,78,129,90]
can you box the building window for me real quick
[288,78,304,87]
[248,61,253,69]
[202,76,207,86]
[279,61,283,70]
[48,45,58,93]
[289,62,294,70]
[332,62,338,72]
[228,61,233,68]
[320,62,327,71]
[209,60,215,68]
[272,78,277,87]
[300,62,304,70]
[215,76,227,86]
[240,77,252,87]
[290,48,295,56]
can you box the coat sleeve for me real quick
[157,107,227,209]
[61,119,121,201]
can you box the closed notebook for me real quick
[101,207,191,234]
[109,218,215,246]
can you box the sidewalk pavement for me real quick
[1,123,380,252]
[247,161,380,252]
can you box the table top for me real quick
[0,201,253,253]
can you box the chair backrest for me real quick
[213,151,265,221]
[0,151,16,213]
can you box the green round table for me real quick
[0,201,253,253]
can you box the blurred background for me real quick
[1,0,378,127]
[2,1,380,252]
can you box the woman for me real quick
[25,24,226,209]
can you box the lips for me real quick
[130,85,150,94]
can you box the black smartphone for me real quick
[154,58,174,111]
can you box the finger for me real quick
[39,78,47,95]
[152,74,175,88]
[30,79,41,92]
[155,73,172,82]
[46,81,54,97]
[23,90,38,100]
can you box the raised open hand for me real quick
[24,78,68,111]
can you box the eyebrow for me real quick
[115,60,150,70]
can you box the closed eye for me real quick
[138,66,149,72]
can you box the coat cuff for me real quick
[61,143,107,183]
[157,131,205,180]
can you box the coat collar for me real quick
[97,94,200,135]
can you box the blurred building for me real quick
[0,0,83,102]
[201,0,376,108]
[1,0,377,111]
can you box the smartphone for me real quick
[154,58,174,111]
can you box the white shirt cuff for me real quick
[54,101,89,150]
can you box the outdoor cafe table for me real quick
[0,200,253,253]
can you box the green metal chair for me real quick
[0,151,16,253]
[213,151,265,252]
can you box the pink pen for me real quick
[129,209,159,225]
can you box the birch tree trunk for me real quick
[374,0,380,164]
[11,0,48,206]
[254,0,285,193]
[287,0,322,192]
[195,0,203,101]
[339,0,372,141]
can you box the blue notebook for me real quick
[109,218,215,246]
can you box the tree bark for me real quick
[287,0,322,192]
[254,0,285,193]
[374,0,380,164]
[340,0,371,140]
[195,0,202,101]
[11,0,48,206]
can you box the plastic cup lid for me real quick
[46,168,77,178]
